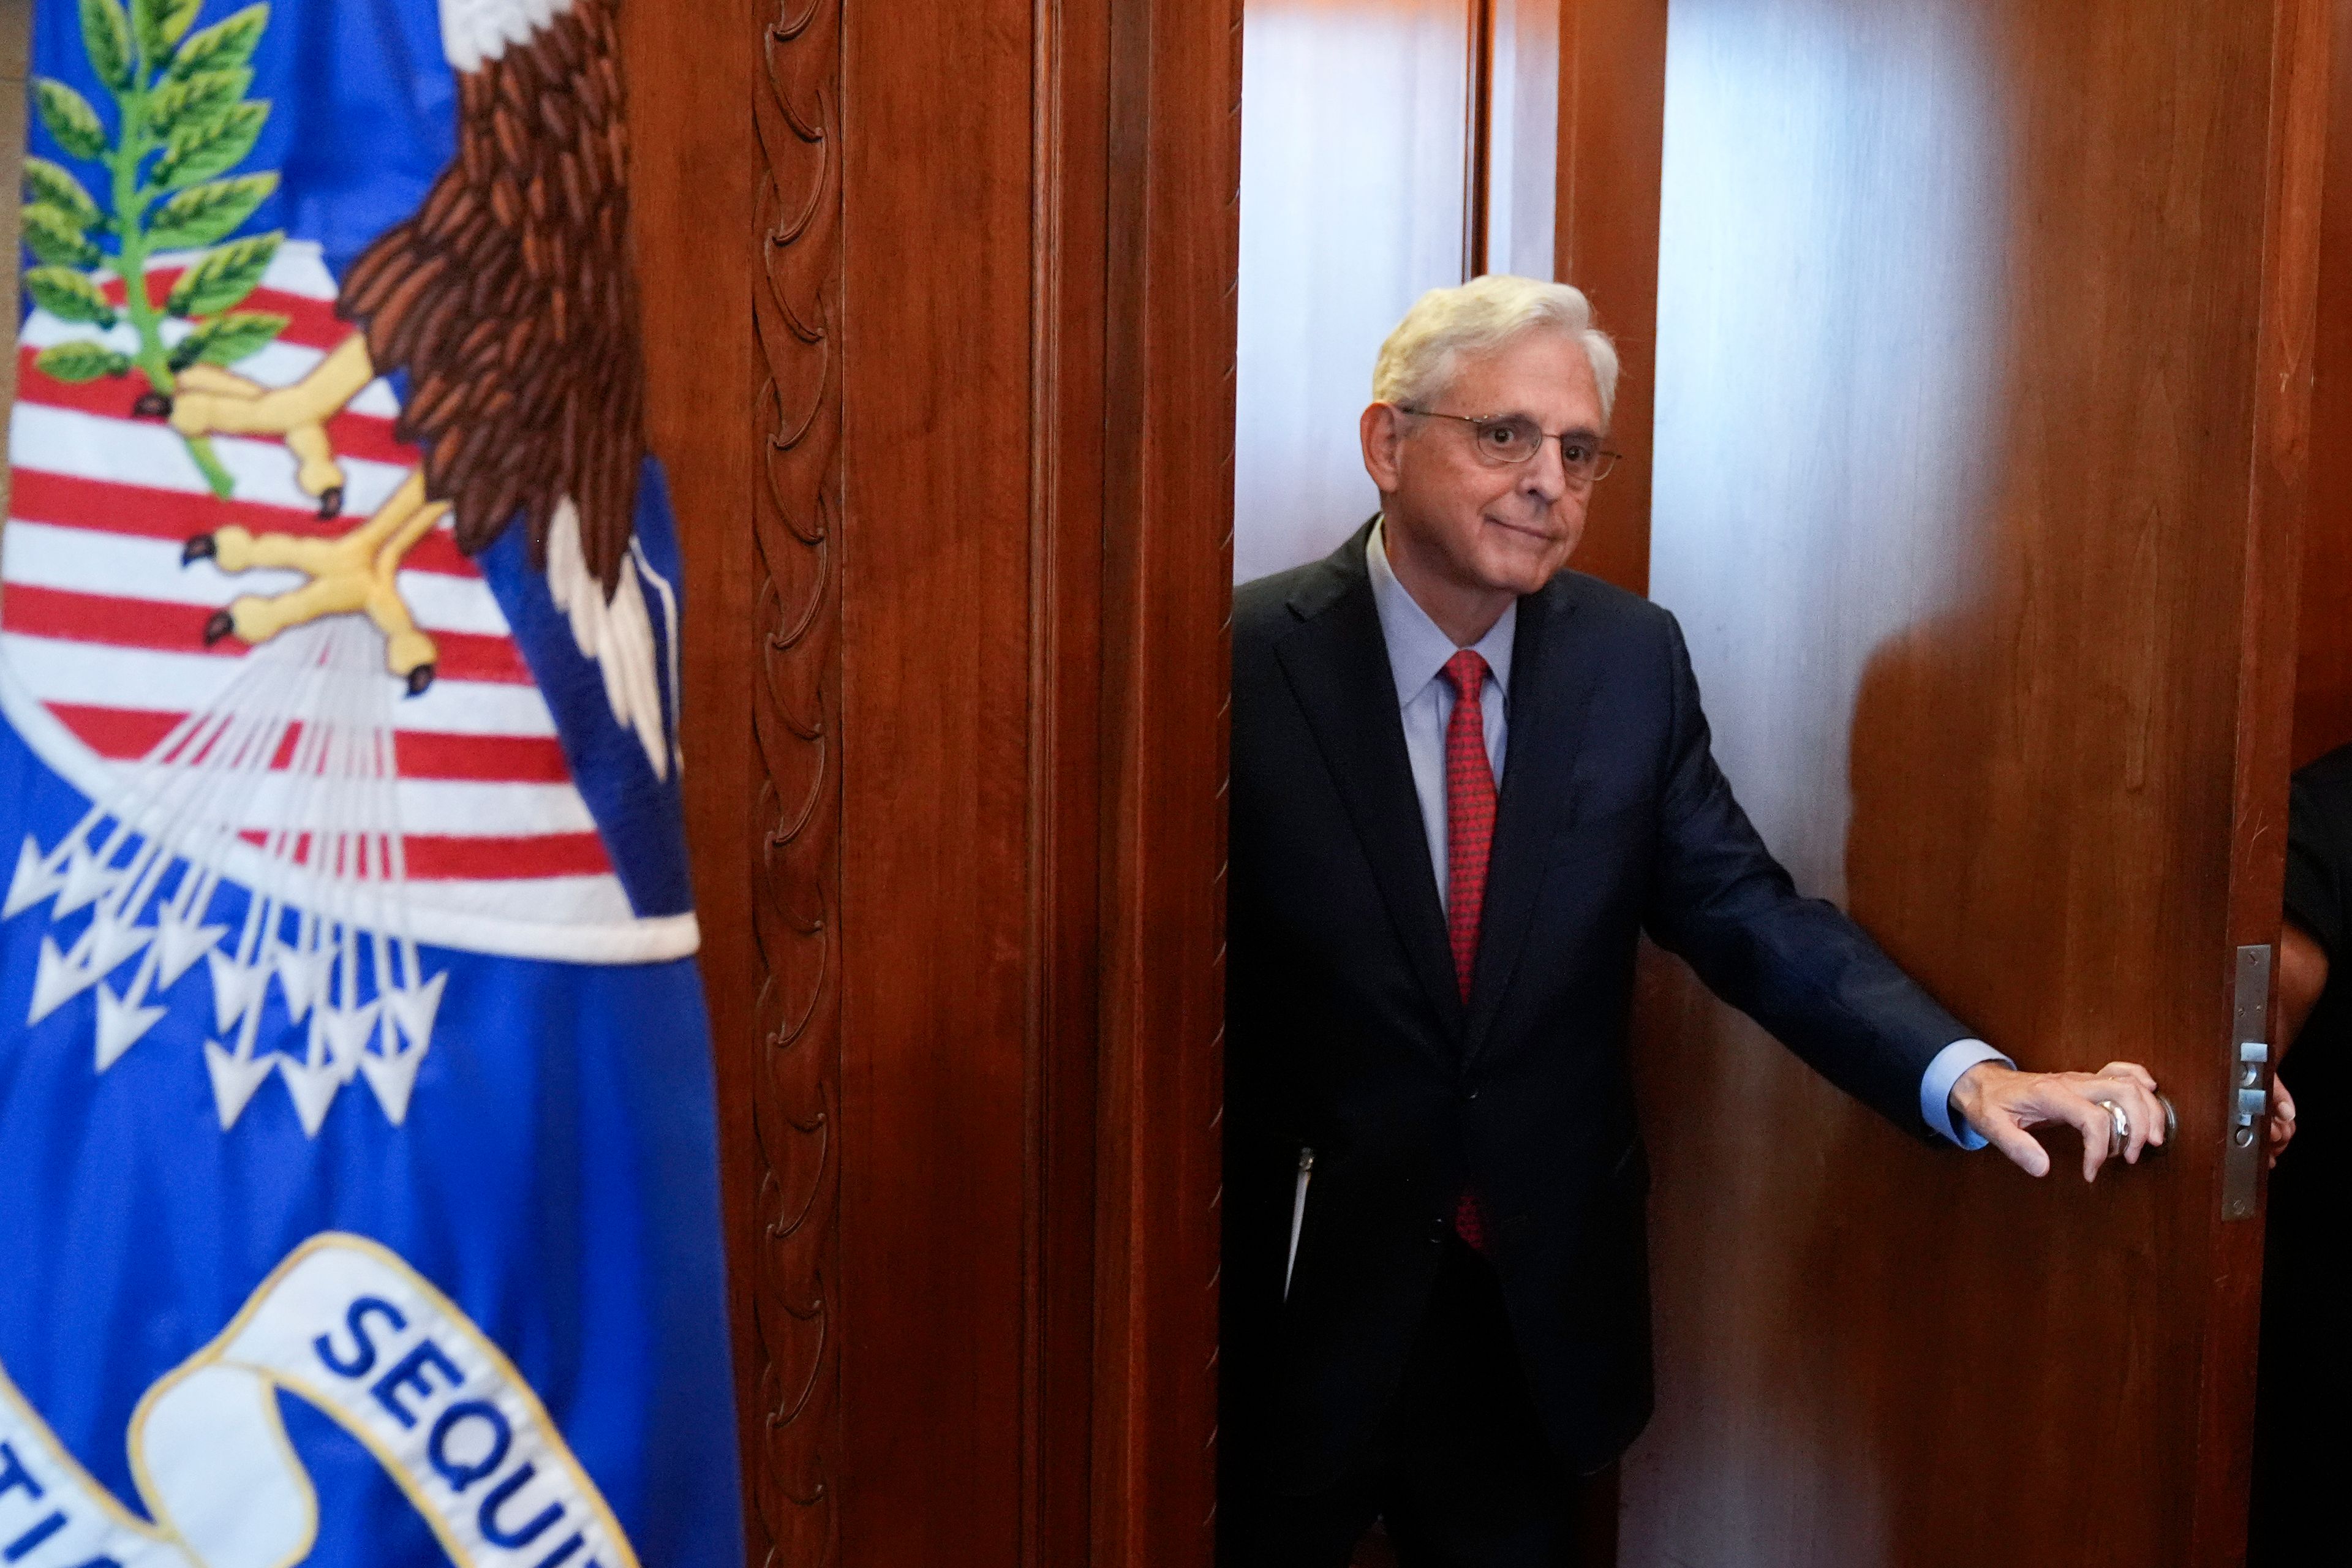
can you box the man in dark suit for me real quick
[1222,274,2170,1567]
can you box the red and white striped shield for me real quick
[0,240,693,1134]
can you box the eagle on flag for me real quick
[157,0,668,780]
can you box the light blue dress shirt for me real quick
[1364,522,2006,1148]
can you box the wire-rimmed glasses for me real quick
[1397,407,1621,486]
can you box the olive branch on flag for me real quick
[22,0,281,499]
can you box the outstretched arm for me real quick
[1642,611,2163,1180]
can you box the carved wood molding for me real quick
[747,0,844,1558]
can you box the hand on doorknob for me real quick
[1949,1059,2167,1182]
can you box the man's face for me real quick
[1362,330,1605,600]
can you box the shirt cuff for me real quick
[1921,1038,2013,1149]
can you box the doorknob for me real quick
[2101,1093,2177,1156]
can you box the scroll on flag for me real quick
[0,0,744,1562]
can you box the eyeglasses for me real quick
[1397,408,1622,486]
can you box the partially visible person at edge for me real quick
[2248,745,2346,1564]
[1222,274,2174,1568]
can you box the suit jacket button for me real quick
[1428,1218,1447,1245]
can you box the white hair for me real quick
[1371,275,1619,424]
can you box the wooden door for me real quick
[1613,1,2331,1564]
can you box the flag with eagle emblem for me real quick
[0,1,742,1563]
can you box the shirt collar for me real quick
[1366,518,1517,709]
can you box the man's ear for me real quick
[1362,402,1405,492]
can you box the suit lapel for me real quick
[1463,577,1602,1061]
[1272,534,1467,1043]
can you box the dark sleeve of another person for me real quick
[2286,748,2352,967]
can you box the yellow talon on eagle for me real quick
[186,468,448,696]
[163,333,443,693]
[149,0,661,746]
[154,334,377,517]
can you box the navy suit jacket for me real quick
[1224,520,1970,1491]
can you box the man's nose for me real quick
[1520,439,1569,502]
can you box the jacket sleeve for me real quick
[1639,611,1969,1139]
[2285,770,2345,963]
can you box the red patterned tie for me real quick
[1441,650,1496,1253]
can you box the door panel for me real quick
[1622,1,2327,1564]
[1234,0,1471,581]
[1485,0,1559,281]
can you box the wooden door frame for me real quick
[623,0,1236,1562]
[1552,0,1668,601]
[1091,0,1240,1555]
